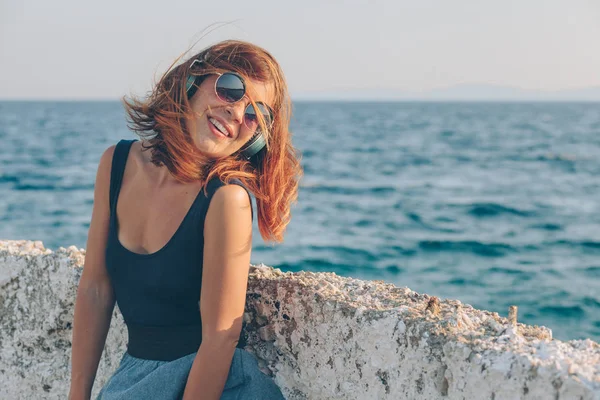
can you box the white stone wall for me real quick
[1,240,599,399]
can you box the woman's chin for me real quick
[191,140,219,157]
[193,134,242,159]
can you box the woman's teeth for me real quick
[209,118,229,137]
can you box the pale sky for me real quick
[1,0,599,100]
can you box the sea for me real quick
[1,100,599,342]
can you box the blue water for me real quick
[1,100,599,342]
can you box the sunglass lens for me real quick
[244,102,273,130]
[215,73,245,103]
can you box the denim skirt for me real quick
[96,348,285,400]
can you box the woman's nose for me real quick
[224,101,247,125]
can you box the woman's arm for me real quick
[182,184,253,400]
[69,146,117,400]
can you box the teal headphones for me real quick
[185,59,267,162]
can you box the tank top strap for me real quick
[109,139,138,213]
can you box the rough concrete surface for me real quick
[1,240,599,399]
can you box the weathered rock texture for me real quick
[1,240,599,399]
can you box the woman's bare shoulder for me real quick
[96,144,117,187]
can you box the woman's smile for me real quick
[207,116,230,139]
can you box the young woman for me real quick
[68,40,302,400]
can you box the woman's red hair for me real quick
[122,40,303,243]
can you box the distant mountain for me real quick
[293,84,600,102]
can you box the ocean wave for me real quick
[378,245,417,257]
[487,266,532,276]
[302,184,397,196]
[0,174,19,184]
[465,202,536,218]
[582,296,600,309]
[539,305,586,319]
[306,245,380,263]
[530,223,563,231]
[418,240,515,257]
[551,240,600,250]
[403,211,463,233]
[580,266,600,277]
[446,277,486,287]
[15,183,94,191]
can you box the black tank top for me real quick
[105,139,252,361]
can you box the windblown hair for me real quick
[122,40,303,243]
